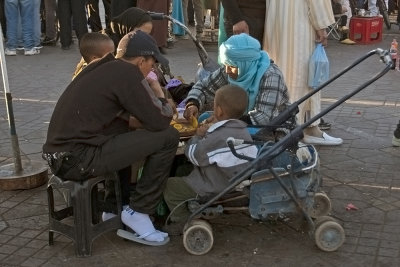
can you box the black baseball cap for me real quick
[116,30,169,67]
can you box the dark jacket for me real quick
[43,54,173,153]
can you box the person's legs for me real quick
[32,0,41,47]
[368,0,379,15]
[71,0,88,41]
[163,177,197,223]
[43,0,56,43]
[4,0,18,51]
[102,0,111,30]
[192,0,203,34]
[87,0,102,32]
[19,0,36,50]
[57,0,72,48]
[182,0,189,26]
[91,127,179,215]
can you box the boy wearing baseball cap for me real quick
[43,31,177,245]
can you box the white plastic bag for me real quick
[308,43,329,89]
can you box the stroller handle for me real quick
[147,12,167,20]
[226,137,256,161]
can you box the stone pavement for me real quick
[0,26,400,266]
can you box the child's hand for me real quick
[196,124,209,137]
[204,114,217,124]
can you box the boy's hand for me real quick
[196,124,209,137]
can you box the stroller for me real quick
[151,13,393,255]
[174,49,392,255]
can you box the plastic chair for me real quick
[47,173,122,257]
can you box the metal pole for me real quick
[0,25,23,173]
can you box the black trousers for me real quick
[57,0,88,46]
[223,0,266,45]
[57,127,179,215]
[87,0,111,32]
[110,0,136,18]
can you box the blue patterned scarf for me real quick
[219,33,270,111]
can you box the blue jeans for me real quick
[5,0,35,49]
[33,0,41,46]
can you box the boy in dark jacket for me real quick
[43,31,178,245]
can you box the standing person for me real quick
[221,0,265,45]
[87,0,111,32]
[42,30,178,245]
[4,0,39,56]
[263,1,343,146]
[137,0,170,53]
[57,0,88,50]
[182,0,204,39]
[42,0,57,46]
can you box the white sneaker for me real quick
[303,132,343,146]
[24,48,40,56]
[5,48,16,56]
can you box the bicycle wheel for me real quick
[378,0,391,29]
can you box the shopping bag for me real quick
[308,43,330,89]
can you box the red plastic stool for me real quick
[349,16,383,44]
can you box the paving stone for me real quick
[7,236,31,246]
[20,257,47,267]
[19,229,42,239]
[1,227,24,236]
[2,254,28,266]
[378,247,399,258]
[25,239,48,249]
[0,244,19,254]
[14,247,40,257]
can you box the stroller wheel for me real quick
[314,220,345,252]
[314,215,338,229]
[309,192,332,218]
[183,219,214,255]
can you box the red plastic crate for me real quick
[349,16,383,44]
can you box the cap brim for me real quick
[154,52,169,67]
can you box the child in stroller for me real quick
[162,84,315,236]
[163,84,258,234]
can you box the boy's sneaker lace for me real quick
[24,48,40,56]
[5,48,16,56]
